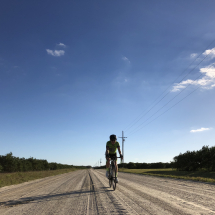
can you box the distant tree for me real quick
[210,146,215,171]
[149,162,165,169]
[135,163,142,169]
[49,162,58,170]
[173,145,215,171]
[127,162,136,169]
[165,162,173,168]
[3,152,18,172]
[141,163,149,169]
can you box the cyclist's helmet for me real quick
[110,134,117,141]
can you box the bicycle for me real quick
[108,156,121,191]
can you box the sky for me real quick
[0,1,215,166]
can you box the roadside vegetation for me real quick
[119,168,215,183]
[0,152,82,172]
[97,145,215,183]
[0,152,88,188]
[95,161,172,169]
[173,145,215,171]
[0,168,81,188]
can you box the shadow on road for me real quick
[0,187,113,207]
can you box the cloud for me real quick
[46,49,65,57]
[57,43,66,48]
[203,47,215,59]
[113,77,129,86]
[112,70,130,86]
[122,56,130,63]
[190,127,212,133]
[171,64,215,92]
[190,53,197,58]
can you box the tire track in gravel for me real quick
[20,170,87,215]
[117,171,215,213]
[0,170,84,206]
[0,170,87,214]
[89,170,132,214]
[94,170,187,215]
[0,169,215,214]
[0,170,84,201]
[119,171,215,203]
[91,169,151,215]
[95,169,215,215]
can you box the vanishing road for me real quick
[0,169,215,214]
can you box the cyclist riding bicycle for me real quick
[106,134,123,183]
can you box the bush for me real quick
[173,145,215,171]
[127,162,136,169]
[0,152,75,173]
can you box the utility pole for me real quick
[100,159,102,167]
[119,131,127,164]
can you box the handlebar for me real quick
[110,156,122,161]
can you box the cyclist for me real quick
[106,134,123,183]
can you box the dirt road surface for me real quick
[0,169,215,214]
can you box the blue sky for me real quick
[1,1,215,166]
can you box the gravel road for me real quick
[0,169,215,214]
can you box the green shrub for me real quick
[173,145,215,171]
[0,152,75,173]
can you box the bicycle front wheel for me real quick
[109,178,112,187]
[112,164,117,190]
[109,168,112,188]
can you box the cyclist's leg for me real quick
[107,153,114,168]
[106,156,110,178]
[106,157,110,168]
[114,160,119,183]
[115,160,118,176]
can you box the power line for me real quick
[127,72,204,135]
[129,85,201,136]
[126,57,208,135]
[124,39,215,133]
[128,60,215,135]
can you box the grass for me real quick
[0,168,80,188]
[119,168,215,183]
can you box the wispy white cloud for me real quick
[112,70,130,87]
[190,53,197,58]
[122,56,130,63]
[46,49,65,57]
[203,47,215,59]
[57,43,66,48]
[113,77,129,86]
[190,127,212,133]
[171,64,215,92]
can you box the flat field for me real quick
[119,168,215,183]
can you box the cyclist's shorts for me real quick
[106,153,117,160]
